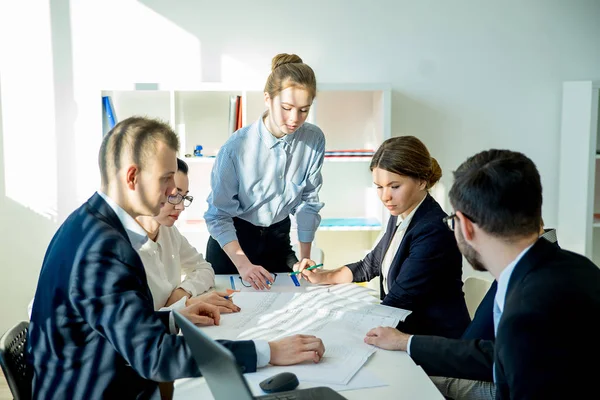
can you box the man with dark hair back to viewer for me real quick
[28,116,325,399]
[365,225,557,400]
[366,149,600,399]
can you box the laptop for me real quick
[174,312,347,400]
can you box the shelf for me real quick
[318,218,382,231]
[324,157,372,163]
[184,156,373,164]
[183,157,216,163]
[176,218,382,233]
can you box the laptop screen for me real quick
[174,312,255,400]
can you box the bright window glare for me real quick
[0,2,57,220]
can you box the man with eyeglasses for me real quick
[365,149,600,400]
[363,218,556,400]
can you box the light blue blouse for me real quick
[204,116,325,247]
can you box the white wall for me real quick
[1,0,600,333]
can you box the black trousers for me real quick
[206,217,298,274]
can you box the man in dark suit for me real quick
[364,228,556,400]
[28,117,325,399]
[366,149,600,399]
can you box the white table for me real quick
[173,275,444,400]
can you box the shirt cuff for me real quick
[254,340,271,368]
[213,230,238,248]
[160,295,188,312]
[407,335,414,356]
[178,281,197,297]
[168,312,178,334]
[297,229,316,243]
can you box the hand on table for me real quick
[268,334,325,365]
[178,301,221,326]
[187,291,240,313]
[238,262,274,290]
[364,326,410,351]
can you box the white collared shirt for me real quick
[97,192,178,334]
[137,225,215,310]
[381,195,427,294]
[97,192,271,367]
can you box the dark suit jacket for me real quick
[494,237,600,399]
[347,194,470,338]
[28,193,256,399]
[410,230,558,382]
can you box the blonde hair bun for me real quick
[271,53,303,71]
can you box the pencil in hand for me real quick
[289,263,324,276]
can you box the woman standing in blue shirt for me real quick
[204,53,325,290]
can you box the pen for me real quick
[230,276,236,290]
[289,263,324,276]
[224,292,236,300]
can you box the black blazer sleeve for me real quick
[382,220,461,311]
[346,217,396,282]
[410,335,494,381]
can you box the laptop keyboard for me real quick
[260,395,299,400]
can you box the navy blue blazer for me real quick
[28,193,256,399]
[409,230,558,382]
[347,194,470,338]
[495,238,600,399]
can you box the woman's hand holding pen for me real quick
[238,262,274,290]
[187,292,240,313]
[293,258,328,284]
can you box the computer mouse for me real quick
[259,371,299,393]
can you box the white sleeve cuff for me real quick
[253,340,271,368]
[160,297,188,335]
[407,335,414,356]
[159,295,188,312]
[178,281,197,297]
[168,312,178,334]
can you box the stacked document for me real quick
[202,284,411,385]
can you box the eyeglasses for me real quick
[167,193,194,207]
[239,273,277,288]
[443,213,477,231]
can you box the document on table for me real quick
[214,273,309,292]
[202,284,412,385]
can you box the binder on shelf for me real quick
[102,96,117,136]
[235,95,243,131]
[228,95,243,134]
[228,95,236,134]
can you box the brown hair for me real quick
[98,116,179,189]
[264,53,317,100]
[370,136,442,190]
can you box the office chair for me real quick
[0,321,32,400]
[463,276,493,319]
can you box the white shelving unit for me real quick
[102,83,391,268]
[557,81,600,266]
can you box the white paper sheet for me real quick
[201,286,411,385]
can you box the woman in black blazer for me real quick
[297,136,470,338]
